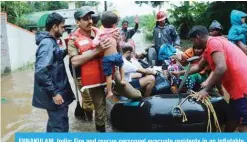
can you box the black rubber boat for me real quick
[108,92,228,132]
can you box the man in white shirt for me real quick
[122,44,156,97]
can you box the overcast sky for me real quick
[97,1,182,17]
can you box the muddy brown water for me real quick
[1,67,108,142]
[1,32,149,142]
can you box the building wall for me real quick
[1,13,11,74]
[4,21,36,72]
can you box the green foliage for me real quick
[120,12,156,41]
[75,1,100,8]
[1,1,99,28]
[45,1,68,10]
[1,1,32,24]
[140,13,156,41]
[29,1,48,12]
[168,1,247,39]
[198,1,247,35]
[168,2,208,39]
[135,1,166,8]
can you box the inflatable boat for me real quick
[108,92,228,132]
[106,54,228,132]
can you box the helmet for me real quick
[156,11,167,21]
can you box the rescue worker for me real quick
[153,11,180,65]
[67,6,142,132]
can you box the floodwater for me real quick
[1,32,148,142]
[1,67,100,142]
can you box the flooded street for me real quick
[1,67,98,142]
[1,32,148,142]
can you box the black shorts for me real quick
[129,79,141,90]
[227,94,247,125]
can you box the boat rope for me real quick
[172,90,221,132]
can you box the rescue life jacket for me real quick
[65,28,114,90]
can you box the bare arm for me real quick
[204,51,227,92]
[237,41,247,55]
[136,68,155,75]
[175,57,207,76]
[201,71,214,88]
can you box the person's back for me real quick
[228,10,247,45]
[93,11,119,56]
[205,36,247,99]
[100,29,118,56]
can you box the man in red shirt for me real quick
[173,26,247,132]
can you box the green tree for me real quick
[168,1,247,38]
[199,1,247,34]
[168,2,208,39]
[28,1,48,12]
[46,1,68,10]
[135,1,167,9]
[1,1,32,26]
[75,1,100,8]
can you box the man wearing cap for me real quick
[153,11,180,64]
[67,6,142,132]
[67,6,107,131]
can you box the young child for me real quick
[167,58,182,92]
[92,11,125,98]
[228,10,247,54]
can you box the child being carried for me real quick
[92,11,125,98]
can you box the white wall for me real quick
[7,23,36,71]
[1,13,11,74]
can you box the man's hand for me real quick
[200,80,208,88]
[112,30,121,41]
[135,15,139,24]
[99,38,113,50]
[145,69,156,75]
[196,89,209,102]
[53,94,64,105]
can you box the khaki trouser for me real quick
[77,70,142,127]
[88,86,106,126]
[77,79,94,112]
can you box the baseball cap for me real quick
[74,6,95,20]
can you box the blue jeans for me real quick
[228,95,247,125]
[46,106,69,132]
